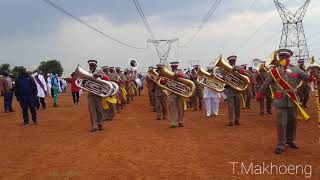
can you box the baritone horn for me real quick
[157,66,195,98]
[211,55,250,93]
[196,67,225,92]
[74,65,114,97]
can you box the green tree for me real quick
[37,60,63,77]
[0,63,11,75]
[11,66,27,80]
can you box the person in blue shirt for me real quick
[51,72,59,107]
[15,70,38,127]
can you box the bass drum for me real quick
[135,78,143,88]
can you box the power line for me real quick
[132,0,156,40]
[234,0,290,54]
[179,0,222,48]
[41,0,147,49]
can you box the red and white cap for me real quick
[277,49,293,58]
[227,55,237,62]
[170,61,179,68]
[297,59,305,64]
[87,59,98,65]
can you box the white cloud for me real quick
[0,1,319,76]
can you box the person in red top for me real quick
[70,72,80,106]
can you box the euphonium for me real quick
[74,65,114,97]
[196,67,225,92]
[157,66,195,98]
[212,55,250,93]
[148,68,160,83]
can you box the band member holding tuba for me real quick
[256,49,315,154]
[255,64,272,115]
[297,59,311,108]
[225,55,244,126]
[86,60,109,132]
[167,62,189,128]
[154,64,167,120]
[146,66,156,112]
[190,65,203,111]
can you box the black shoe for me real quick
[235,122,240,125]
[227,122,233,126]
[90,128,98,132]
[156,117,161,120]
[178,123,184,127]
[170,125,176,128]
[274,147,284,154]
[32,121,38,125]
[98,125,103,131]
[267,111,272,114]
[287,142,299,149]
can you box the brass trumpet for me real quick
[211,55,250,93]
[157,66,195,98]
[196,67,225,92]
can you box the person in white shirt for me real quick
[47,73,52,97]
[203,68,221,117]
[32,71,47,110]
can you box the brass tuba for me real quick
[211,55,250,92]
[157,66,195,98]
[74,65,115,97]
[196,67,225,92]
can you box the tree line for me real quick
[0,60,63,80]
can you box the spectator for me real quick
[70,72,80,106]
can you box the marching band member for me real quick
[86,60,109,132]
[124,69,134,104]
[248,67,257,99]
[116,67,127,107]
[225,55,243,126]
[167,62,188,128]
[109,67,123,113]
[154,64,167,120]
[255,64,272,115]
[146,66,156,112]
[241,64,253,109]
[190,65,203,111]
[101,66,115,120]
[204,68,221,117]
[297,59,310,108]
[256,49,315,154]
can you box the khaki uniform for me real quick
[224,86,241,124]
[168,70,186,126]
[297,67,310,107]
[245,71,254,108]
[155,84,167,119]
[191,73,203,111]
[255,71,272,114]
[146,76,156,111]
[258,66,309,150]
[87,69,104,129]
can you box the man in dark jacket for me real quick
[15,70,38,127]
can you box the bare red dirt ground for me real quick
[0,87,319,180]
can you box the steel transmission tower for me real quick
[147,38,179,66]
[274,0,310,62]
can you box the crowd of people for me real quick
[0,70,69,126]
[1,48,319,155]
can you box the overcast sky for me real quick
[0,0,319,76]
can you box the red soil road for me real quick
[0,89,319,180]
